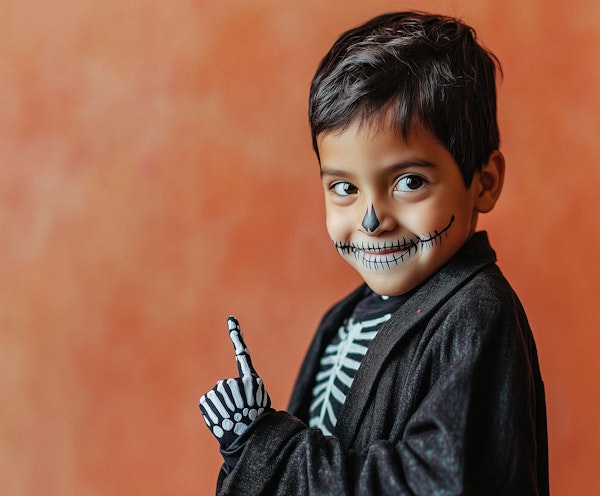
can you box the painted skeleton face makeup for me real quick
[335,215,455,271]
[319,120,484,296]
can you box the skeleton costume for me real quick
[308,290,408,436]
[214,232,549,495]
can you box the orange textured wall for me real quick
[1,1,599,494]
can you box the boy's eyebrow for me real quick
[320,159,436,178]
[320,167,352,179]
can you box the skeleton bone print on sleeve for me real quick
[199,316,271,450]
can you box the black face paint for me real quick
[362,204,380,232]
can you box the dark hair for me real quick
[309,11,502,186]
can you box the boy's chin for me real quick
[362,275,423,298]
[350,247,460,297]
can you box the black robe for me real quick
[216,232,549,495]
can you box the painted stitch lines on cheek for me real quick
[333,215,456,271]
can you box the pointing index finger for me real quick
[227,316,257,377]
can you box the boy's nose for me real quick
[361,203,380,232]
[359,198,397,235]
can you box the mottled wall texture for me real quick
[1,0,599,494]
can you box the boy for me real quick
[199,11,549,495]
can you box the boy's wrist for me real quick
[219,409,275,472]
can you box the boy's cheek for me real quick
[324,211,349,241]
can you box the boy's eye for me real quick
[331,181,358,196]
[395,175,426,192]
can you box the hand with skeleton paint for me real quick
[199,316,272,451]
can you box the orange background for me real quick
[1,1,599,494]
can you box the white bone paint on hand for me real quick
[199,316,272,448]
[228,316,257,378]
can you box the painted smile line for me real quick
[333,215,455,271]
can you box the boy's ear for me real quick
[475,150,505,213]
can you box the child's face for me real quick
[318,120,483,296]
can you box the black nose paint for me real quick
[362,204,380,232]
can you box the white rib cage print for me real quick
[309,313,391,436]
